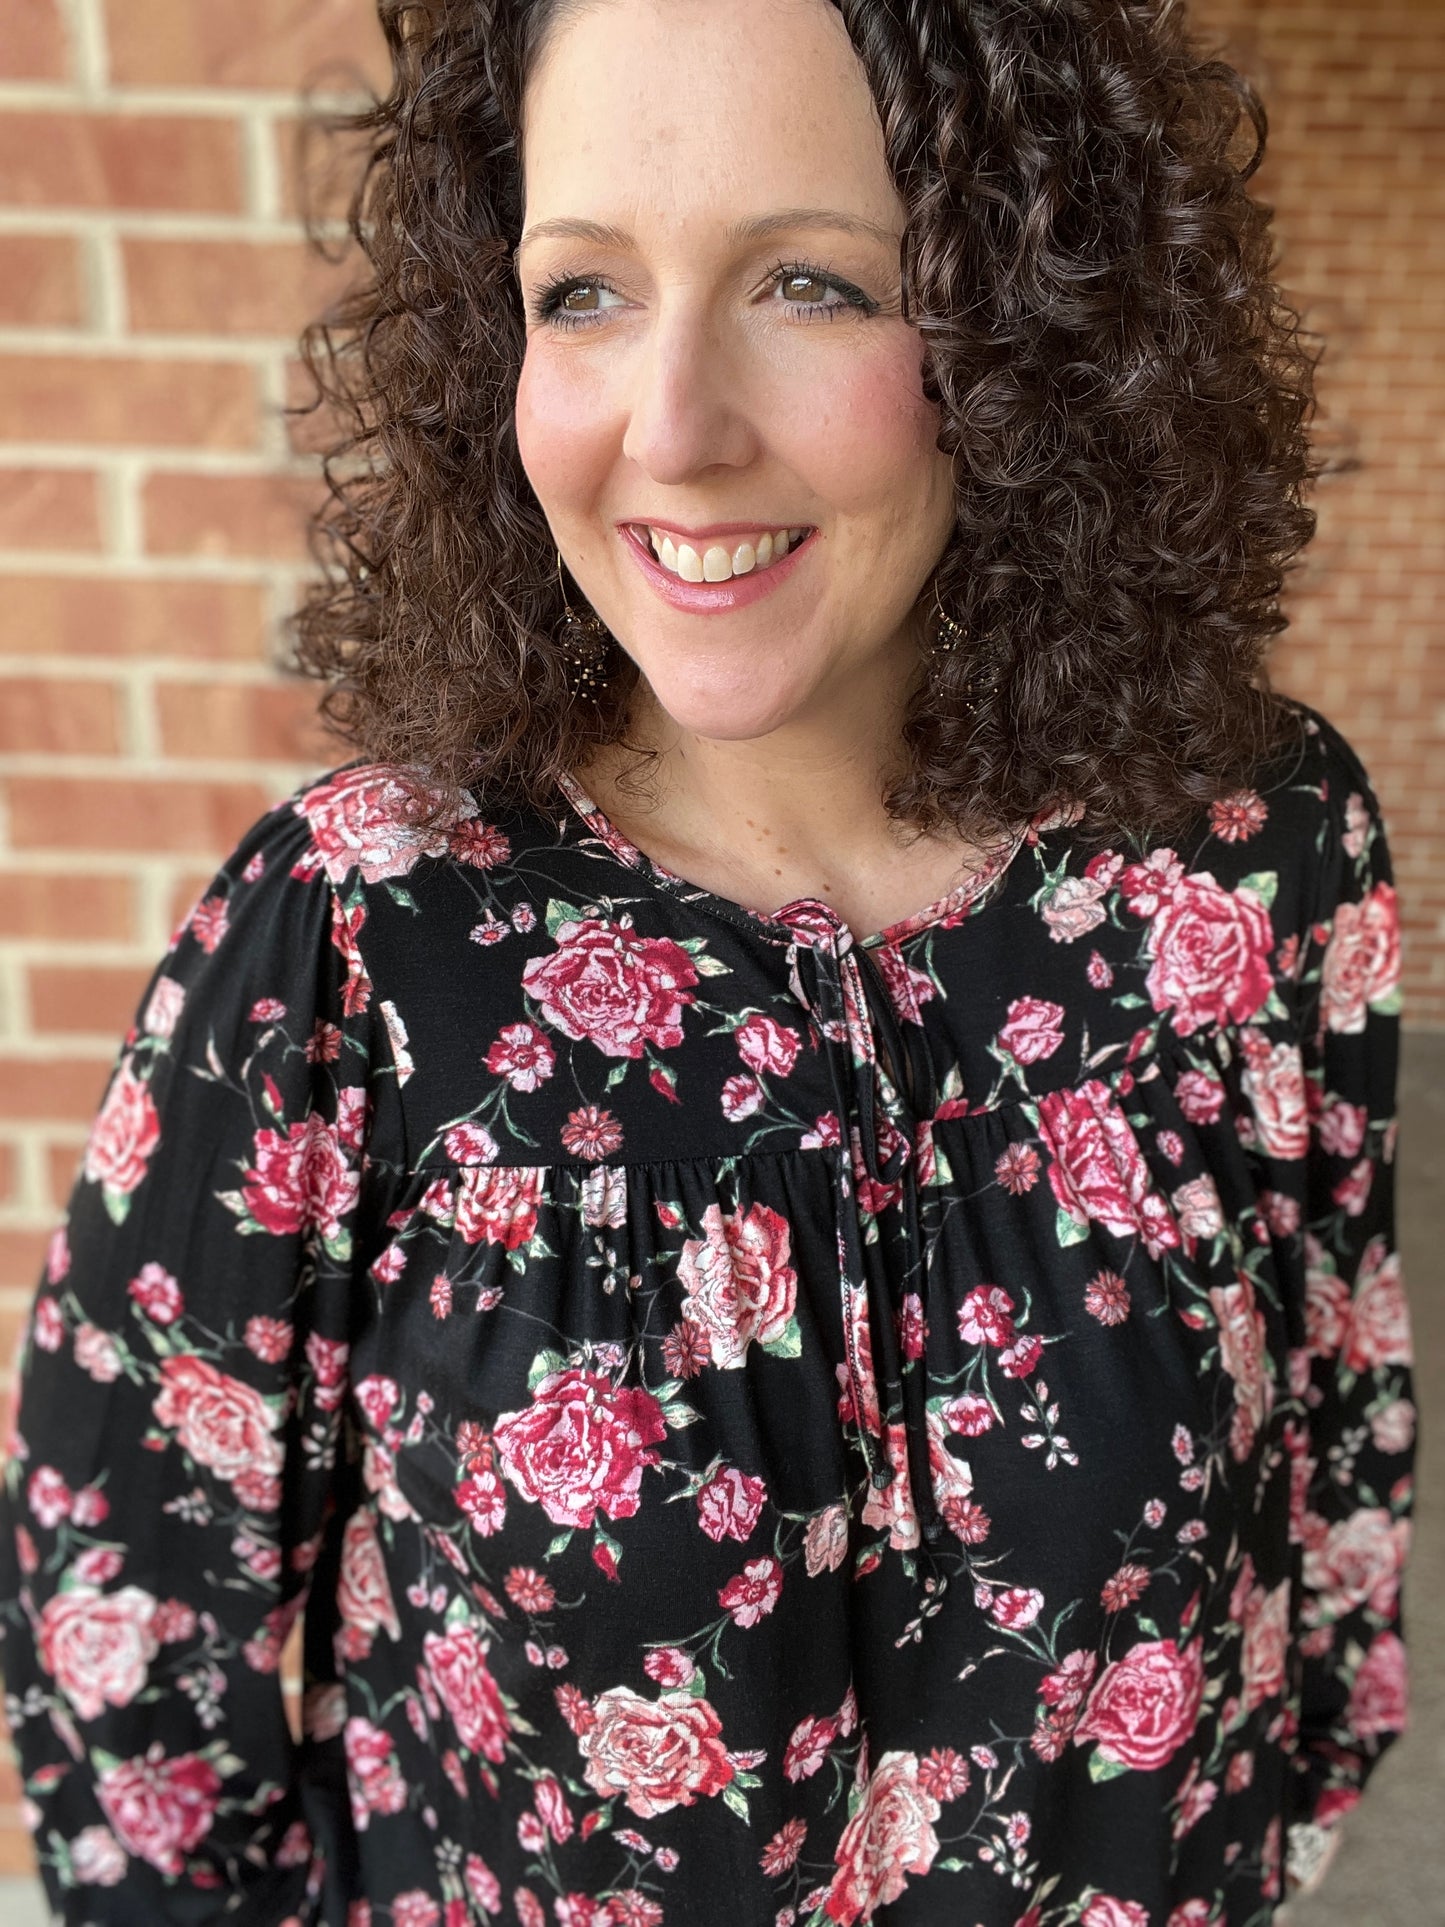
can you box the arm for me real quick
[0,792,390,1921]
[1283,730,1415,1899]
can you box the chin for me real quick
[641,672,814,742]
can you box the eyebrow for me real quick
[515,207,900,259]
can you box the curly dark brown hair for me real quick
[288,0,1322,846]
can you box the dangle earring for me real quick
[927,577,988,711]
[554,548,611,700]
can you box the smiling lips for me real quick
[631,523,813,583]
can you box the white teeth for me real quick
[643,525,808,582]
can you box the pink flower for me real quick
[677,1202,798,1368]
[1038,1081,1180,1257]
[96,1744,221,1874]
[957,1285,1015,1347]
[1208,1273,1273,1464]
[454,1166,546,1249]
[997,996,1066,1065]
[242,1113,358,1242]
[1138,870,1275,1035]
[243,1315,293,1363]
[83,1057,160,1198]
[38,1585,159,1721]
[26,1465,73,1529]
[1073,1637,1206,1771]
[152,1356,283,1494]
[1082,1897,1151,1927]
[1321,884,1400,1033]
[300,765,465,882]
[423,1627,510,1762]
[695,1466,766,1544]
[642,1647,695,1689]
[718,1556,783,1627]
[735,1014,802,1077]
[1173,1070,1225,1125]
[128,1263,182,1324]
[484,1022,556,1091]
[994,1143,1041,1193]
[1208,789,1268,842]
[522,917,698,1059]
[823,1750,941,1923]
[991,1587,1044,1630]
[1341,1239,1412,1372]
[576,1686,734,1819]
[493,1369,665,1531]
[1084,1270,1131,1326]
[561,1105,624,1160]
[1238,1034,1309,1160]
[1346,1630,1408,1739]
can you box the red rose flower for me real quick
[677,1201,798,1368]
[493,1369,665,1530]
[1141,871,1275,1035]
[454,1165,546,1249]
[152,1355,283,1492]
[97,1744,221,1875]
[242,1113,358,1242]
[1073,1637,1206,1770]
[83,1057,160,1198]
[1038,1081,1180,1256]
[576,1685,735,1818]
[824,1750,941,1923]
[522,917,698,1059]
[422,1627,510,1762]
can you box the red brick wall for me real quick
[0,0,1439,1880]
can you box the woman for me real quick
[0,0,1415,1921]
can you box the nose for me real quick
[619,294,758,483]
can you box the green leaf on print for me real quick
[544,898,586,939]
[1237,871,1278,909]
[1088,1749,1131,1783]
[929,1143,954,1187]
[544,1529,575,1560]
[1055,1206,1090,1248]
[1259,988,1290,1022]
[606,1064,628,1088]
[323,1227,352,1264]
[101,1187,133,1227]
[936,1859,969,1872]
[691,952,733,977]
[763,1315,802,1359]
[444,1591,475,1630]
[721,1780,751,1823]
[527,1348,569,1390]
[663,1402,703,1428]
[683,1666,708,1697]
[1113,993,1148,1009]
[1370,987,1403,1017]
[385,885,419,914]
[1135,1615,1160,1638]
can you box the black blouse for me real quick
[0,700,1415,1926]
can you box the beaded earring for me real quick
[928,578,991,712]
[554,548,611,699]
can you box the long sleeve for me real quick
[0,788,395,1922]
[1282,725,1415,1900]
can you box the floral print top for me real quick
[0,700,1414,1927]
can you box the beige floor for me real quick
[1,1038,1440,1926]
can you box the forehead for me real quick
[519,0,903,240]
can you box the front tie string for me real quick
[788,929,945,1548]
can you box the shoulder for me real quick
[290,759,520,892]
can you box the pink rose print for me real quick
[1316,1099,1367,1158]
[1073,1637,1206,1770]
[575,1686,735,1818]
[717,1554,784,1629]
[484,1022,556,1091]
[493,1369,666,1530]
[1135,868,1275,1035]
[1341,1238,1412,1373]
[695,1465,766,1544]
[454,1165,546,1249]
[1041,874,1110,943]
[336,1509,401,1658]
[1038,1081,1180,1256]
[803,1504,849,1576]
[677,1201,799,1368]
[1301,1507,1409,1625]
[37,1585,159,1721]
[1238,1035,1309,1159]
[128,1263,182,1324]
[1346,1631,1408,1739]
[1321,883,1400,1033]
[734,1013,801,1077]
[344,1716,408,1829]
[522,917,698,1058]
[824,1750,941,1923]
[996,997,1066,1065]
[956,1285,1015,1347]
[300,765,469,883]
[1207,1273,1274,1464]
[83,1057,161,1199]
[1173,1069,1226,1125]
[242,1113,359,1242]
[1081,1900,1150,1927]
[96,1744,221,1875]
[1238,1576,1290,1712]
[152,1356,284,1492]
[422,1627,510,1762]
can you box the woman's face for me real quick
[514,0,957,744]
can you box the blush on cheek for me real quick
[513,353,615,507]
[774,343,943,516]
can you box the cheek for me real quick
[514,351,614,507]
[774,340,944,514]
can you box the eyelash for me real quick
[528,257,876,331]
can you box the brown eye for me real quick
[781,271,830,304]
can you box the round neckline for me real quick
[552,767,1037,950]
